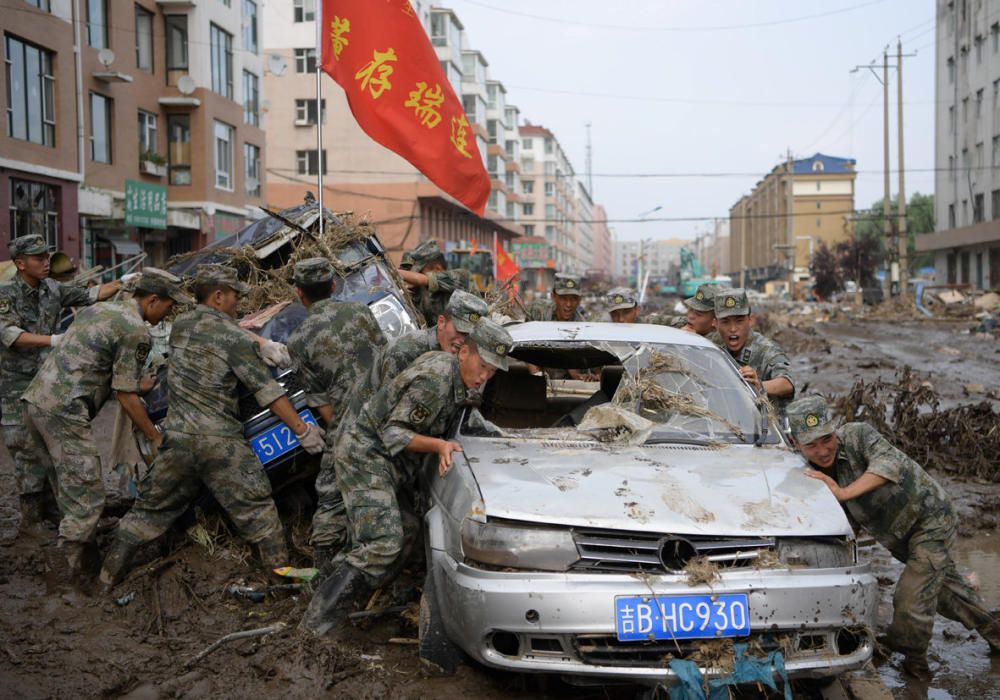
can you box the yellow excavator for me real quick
[445,248,494,293]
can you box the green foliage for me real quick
[852,193,934,273]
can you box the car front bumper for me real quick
[430,549,878,683]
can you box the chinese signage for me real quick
[512,241,555,269]
[125,179,167,229]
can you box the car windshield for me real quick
[465,340,768,445]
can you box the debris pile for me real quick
[836,366,1000,481]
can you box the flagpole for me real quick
[492,231,498,282]
[314,9,324,234]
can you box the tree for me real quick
[809,241,842,300]
[852,193,934,273]
[836,236,882,288]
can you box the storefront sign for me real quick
[512,241,555,269]
[124,179,167,229]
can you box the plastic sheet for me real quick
[667,643,792,700]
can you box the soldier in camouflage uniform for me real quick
[301,319,513,635]
[397,241,473,325]
[283,258,387,571]
[713,288,794,413]
[678,283,722,336]
[0,234,121,530]
[788,396,1000,680]
[526,272,588,322]
[99,265,325,590]
[21,269,188,585]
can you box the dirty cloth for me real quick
[667,643,792,700]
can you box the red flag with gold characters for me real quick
[320,0,491,214]
[495,238,520,294]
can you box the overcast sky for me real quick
[444,0,937,242]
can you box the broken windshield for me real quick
[467,340,764,445]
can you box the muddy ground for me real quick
[1,312,999,700]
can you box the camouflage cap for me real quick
[787,395,838,445]
[193,263,250,295]
[684,283,722,313]
[606,286,638,312]
[9,234,49,258]
[292,257,334,286]
[553,272,583,296]
[446,289,489,334]
[470,317,513,371]
[714,287,751,319]
[409,240,445,271]
[399,251,415,270]
[134,267,195,305]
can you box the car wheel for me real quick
[418,570,463,675]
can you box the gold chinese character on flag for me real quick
[450,114,473,159]
[329,16,350,60]
[354,48,397,99]
[405,82,445,128]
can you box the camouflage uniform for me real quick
[285,259,387,549]
[116,298,288,554]
[787,397,1000,660]
[22,300,151,543]
[416,268,473,325]
[526,272,586,322]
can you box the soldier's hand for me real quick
[49,334,64,347]
[805,469,842,499]
[261,341,292,369]
[139,374,157,394]
[150,432,164,452]
[739,366,761,390]
[296,423,325,454]
[437,440,463,476]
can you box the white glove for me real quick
[296,423,325,454]
[260,340,292,369]
[49,334,63,347]
[121,272,141,284]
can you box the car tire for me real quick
[418,570,463,675]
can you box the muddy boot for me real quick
[300,563,374,637]
[17,493,44,532]
[97,536,140,594]
[312,544,338,580]
[901,652,934,681]
[978,611,1000,654]
[256,533,289,575]
[44,541,86,595]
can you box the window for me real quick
[89,93,112,163]
[522,180,534,194]
[219,0,230,6]
[948,203,956,228]
[544,162,555,175]
[522,203,534,216]
[243,0,258,54]
[544,225,555,238]
[976,141,984,168]
[87,0,108,49]
[23,0,50,9]
[244,143,260,196]
[294,48,316,74]
[816,201,821,209]
[962,97,969,122]
[994,23,1000,53]
[812,160,824,171]
[165,15,188,86]
[135,5,153,71]
[947,56,955,83]
[293,0,314,22]
[974,193,984,223]
[214,121,234,189]
[210,24,233,98]
[522,138,532,149]
[521,158,534,172]
[545,203,556,219]
[949,154,955,179]
[167,114,191,185]
[949,106,956,133]
[544,137,553,154]
[976,36,984,63]
[977,89,984,118]
[544,182,554,196]
[962,147,969,170]
[137,110,157,158]
[992,190,1000,220]
[9,179,58,249]
[4,36,55,146]
[522,224,534,236]
[296,150,327,175]
[294,98,325,125]
[243,71,258,126]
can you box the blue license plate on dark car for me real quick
[250,409,318,465]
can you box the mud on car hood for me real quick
[459,438,852,538]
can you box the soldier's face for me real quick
[686,308,715,335]
[795,433,838,469]
[552,293,580,321]
[716,314,753,351]
[421,259,446,274]
[436,315,467,354]
[15,253,50,282]
[458,345,497,390]
[217,287,240,317]
[610,306,640,323]
[142,296,176,325]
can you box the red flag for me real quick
[495,238,520,296]
[320,1,491,214]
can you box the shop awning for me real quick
[107,238,142,256]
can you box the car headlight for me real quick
[776,537,855,568]
[461,519,580,572]
[369,295,418,340]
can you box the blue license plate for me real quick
[250,409,318,465]
[615,593,750,641]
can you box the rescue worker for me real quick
[21,268,188,586]
[526,273,587,322]
[0,234,121,531]
[605,287,643,324]
[301,319,513,635]
[99,265,326,590]
[679,283,721,336]
[713,288,794,411]
[284,257,387,572]
[397,241,473,325]
[787,396,1000,680]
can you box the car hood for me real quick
[460,438,852,537]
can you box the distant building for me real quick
[2,0,267,269]
[693,220,731,280]
[728,153,856,288]
[590,204,614,278]
[922,0,1000,288]
[613,238,687,285]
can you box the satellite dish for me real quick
[97,48,115,67]
[260,98,272,113]
[177,75,196,95]
[268,54,288,77]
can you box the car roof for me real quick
[507,321,717,349]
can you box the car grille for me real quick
[572,529,775,574]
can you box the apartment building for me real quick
[590,203,613,279]
[613,238,687,285]
[2,0,266,269]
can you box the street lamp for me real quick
[637,205,663,220]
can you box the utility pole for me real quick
[896,38,908,296]
[585,123,593,197]
[785,150,795,298]
[882,48,896,297]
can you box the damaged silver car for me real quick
[419,321,877,689]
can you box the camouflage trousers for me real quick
[2,400,54,497]
[311,448,348,549]
[116,432,282,547]
[886,518,997,654]
[24,401,104,543]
